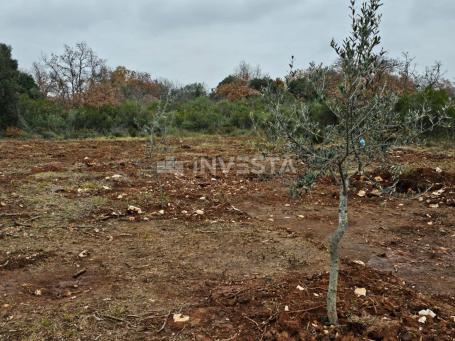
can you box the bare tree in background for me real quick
[235,60,262,81]
[36,42,107,105]
[262,0,450,325]
[31,62,52,97]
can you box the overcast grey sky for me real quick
[1,0,454,87]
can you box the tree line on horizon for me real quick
[0,41,454,138]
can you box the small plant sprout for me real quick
[145,91,174,208]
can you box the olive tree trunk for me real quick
[327,177,349,325]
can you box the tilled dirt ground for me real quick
[0,137,454,340]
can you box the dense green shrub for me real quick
[249,77,271,92]
[216,75,239,88]
[288,77,318,101]
[396,88,455,136]
[18,96,66,136]
[308,101,337,126]
[172,96,268,133]
[17,97,155,138]
[4,69,453,140]
[174,97,224,132]
[172,83,207,103]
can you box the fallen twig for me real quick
[218,332,240,341]
[409,185,434,200]
[157,310,171,333]
[13,220,33,228]
[101,314,126,323]
[368,297,378,314]
[0,213,29,218]
[242,314,260,330]
[140,313,169,321]
[72,268,87,279]
[288,305,324,314]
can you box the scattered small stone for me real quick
[374,176,384,182]
[429,204,439,209]
[158,209,165,215]
[354,287,367,297]
[432,189,445,197]
[353,260,365,266]
[418,316,427,324]
[297,215,305,219]
[357,190,366,197]
[435,167,442,173]
[78,250,89,258]
[370,189,382,197]
[418,309,436,318]
[195,210,204,215]
[128,205,143,214]
[284,305,289,312]
[173,313,190,323]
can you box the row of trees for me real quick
[0,40,454,137]
[32,42,171,107]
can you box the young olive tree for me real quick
[262,0,449,325]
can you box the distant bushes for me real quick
[1,43,453,140]
[9,87,453,139]
[173,96,267,132]
[12,95,270,138]
[395,87,455,137]
[17,97,154,138]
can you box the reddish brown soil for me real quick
[0,137,454,340]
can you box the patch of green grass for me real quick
[32,170,92,180]
[18,177,109,225]
[80,181,104,190]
